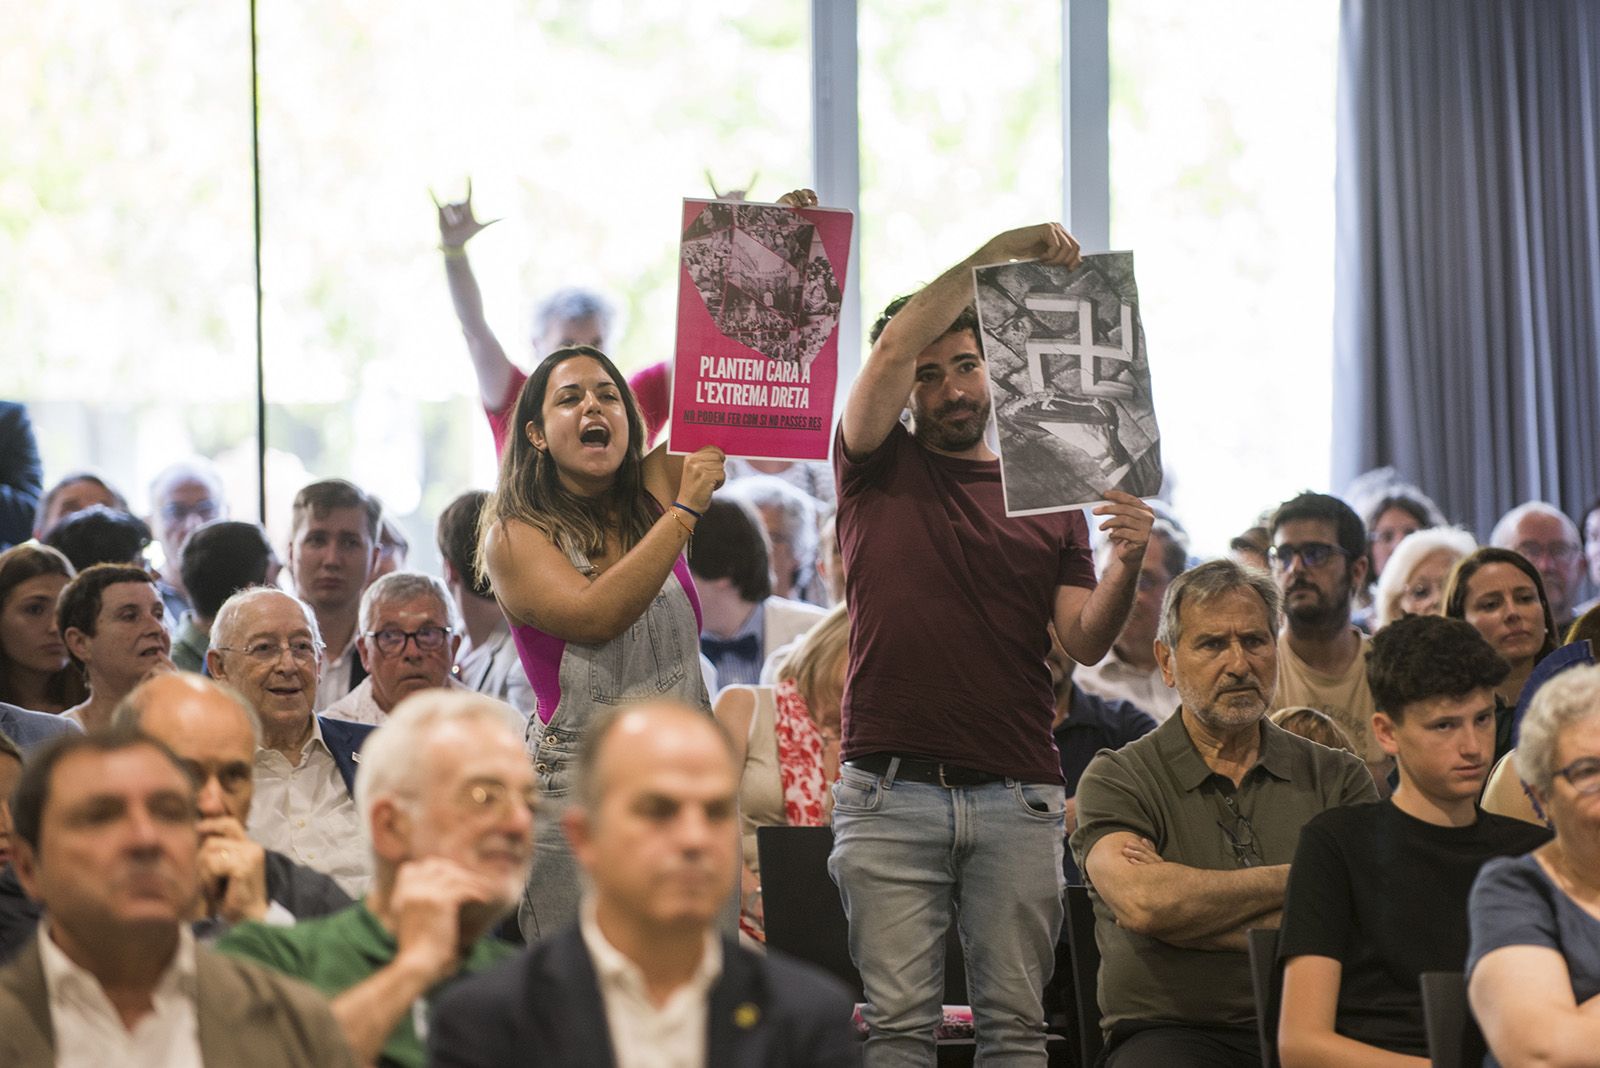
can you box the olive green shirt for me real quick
[1069,711,1377,1033]
[217,900,516,1068]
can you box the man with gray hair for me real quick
[1071,559,1377,1065]
[1491,500,1585,633]
[218,690,533,1068]
[323,571,470,726]
[207,587,376,897]
[722,474,826,605]
[115,672,351,934]
[147,457,228,624]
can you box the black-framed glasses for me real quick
[367,625,453,656]
[1268,542,1350,571]
[1217,811,1264,868]
[1555,756,1600,796]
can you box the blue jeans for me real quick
[829,762,1067,1066]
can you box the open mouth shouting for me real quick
[578,422,612,449]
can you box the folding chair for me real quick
[1246,927,1282,1068]
[1063,885,1104,1067]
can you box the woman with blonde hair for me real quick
[714,603,849,939]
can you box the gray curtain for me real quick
[1334,0,1600,536]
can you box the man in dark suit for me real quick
[430,701,860,1067]
[0,401,43,552]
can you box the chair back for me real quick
[1063,884,1104,1066]
[1421,971,1486,1068]
[1246,927,1283,1068]
[757,824,968,1004]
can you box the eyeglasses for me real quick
[1555,756,1600,795]
[367,625,453,656]
[1268,542,1351,571]
[457,780,539,821]
[1515,541,1580,566]
[1217,809,1264,868]
[214,637,322,664]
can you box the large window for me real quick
[1110,0,1339,553]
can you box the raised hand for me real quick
[1093,489,1155,566]
[676,446,727,514]
[432,177,500,250]
[980,223,1082,270]
[777,188,819,209]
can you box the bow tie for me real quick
[702,634,761,662]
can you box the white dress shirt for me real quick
[313,637,359,711]
[323,675,474,726]
[248,717,372,897]
[37,921,203,1068]
[1074,645,1181,723]
[579,902,722,1068]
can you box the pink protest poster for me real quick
[668,198,853,461]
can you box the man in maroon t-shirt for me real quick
[831,222,1153,1064]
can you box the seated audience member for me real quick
[285,479,381,709]
[30,471,127,541]
[1076,519,1188,723]
[725,456,837,511]
[0,402,41,552]
[220,691,531,1068]
[1444,547,1557,758]
[1229,522,1271,571]
[817,512,845,607]
[1579,497,1600,617]
[1071,560,1376,1065]
[429,701,859,1067]
[372,513,409,583]
[1049,638,1156,884]
[56,563,174,732]
[115,673,351,933]
[722,474,827,605]
[1276,615,1550,1067]
[1468,663,1600,1067]
[0,728,353,1066]
[1371,525,1477,630]
[323,572,469,726]
[1491,500,1584,634]
[173,519,279,673]
[0,544,87,714]
[147,459,228,620]
[41,504,152,572]
[206,588,376,897]
[1269,706,1356,754]
[435,491,534,715]
[1269,491,1390,785]
[714,604,848,937]
[1359,483,1444,582]
[689,499,826,689]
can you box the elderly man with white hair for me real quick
[722,473,827,605]
[147,457,228,624]
[218,690,534,1068]
[323,571,471,726]
[207,587,376,897]
[1491,500,1585,633]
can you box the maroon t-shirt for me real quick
[834,423,1096,783]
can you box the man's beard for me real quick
[1284,577,1353,631]
[915,397,992,453]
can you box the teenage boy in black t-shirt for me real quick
[1278,614,1550,1066]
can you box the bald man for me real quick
[115,673,351,934]
[431,702,859,1068]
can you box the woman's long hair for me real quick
[0,543,87,709]
[1443,547,1559,664]
[478,346,655,576]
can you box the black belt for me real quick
[844,753,1005,787]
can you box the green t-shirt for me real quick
[217,900,516,1068]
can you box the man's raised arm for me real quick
[840,223,1080,461]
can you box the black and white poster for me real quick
[973,252,1161,516]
